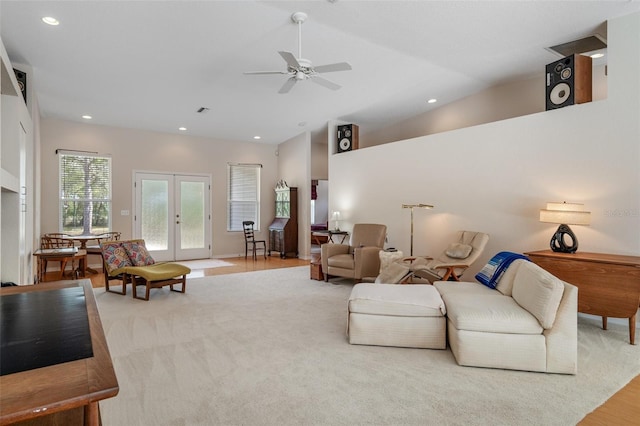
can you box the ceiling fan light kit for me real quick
[244,12,352,94]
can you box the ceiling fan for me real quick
[244,12,352,94]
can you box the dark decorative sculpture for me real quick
[550,224,578,253]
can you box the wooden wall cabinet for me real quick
[268,183,298,258]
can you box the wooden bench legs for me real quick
[127,274,188,301]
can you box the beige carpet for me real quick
[95,267,640,425]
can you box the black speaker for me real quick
[545,54,592,111]
[337,124,359,153]
[13,68,27,104]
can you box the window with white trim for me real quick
[59,152,112,235]
[227,163,261,231]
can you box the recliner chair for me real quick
[321,223,387,282]
[410,230,490,282]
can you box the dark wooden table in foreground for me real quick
[0,280,119,425]
[525,250,640,345]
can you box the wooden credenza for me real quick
[525,250,640,345]
[268,185,298,258]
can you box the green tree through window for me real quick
[59,153,112,235]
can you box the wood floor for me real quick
[57,256,638,424]
[75,255,309,289]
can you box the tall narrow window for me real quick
[227,163,261,231]
[59,152,112,235]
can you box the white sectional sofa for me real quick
[434,259,578,374]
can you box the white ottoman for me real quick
[347,283,447,349]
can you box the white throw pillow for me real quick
[511,261,565,329]
[445,243,473,259]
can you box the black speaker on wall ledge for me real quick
[545,54,592,111]
[337,124,359,153]
[13,68,27,104]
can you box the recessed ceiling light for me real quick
[42,17,59,26]
[82,115,92,120]
[590,53,605,59]
[179,127,187,131]
[253,136,261,140]
[427,98,437,104]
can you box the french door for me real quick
[134,172,211,261]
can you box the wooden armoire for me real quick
[268,181,298,258]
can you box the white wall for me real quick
[40,119,279,258]
[328,12,640,278]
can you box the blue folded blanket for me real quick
[475,251,530,289]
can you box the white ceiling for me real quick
[2,1,639,145]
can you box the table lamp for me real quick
[402,203,434,256]
[331,211,341,231]
[539,201,591,253]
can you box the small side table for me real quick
[312,230,349,245]
[310,253,324,281]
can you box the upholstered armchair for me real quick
[321,223,387,282]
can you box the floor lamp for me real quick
[402,204,434,256]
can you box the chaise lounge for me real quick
[101,239,191,300]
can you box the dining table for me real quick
[62,234,105,250]
[33,246,80,283]
[62,234,111,274]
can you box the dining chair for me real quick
[40,236,86,280]
[242,221,267,260]
[86,232,121,272]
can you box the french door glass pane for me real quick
[180,181,205,249]
[141,179,168,251]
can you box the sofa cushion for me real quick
[495,259,528,296]
[512,261,565,329]
[349,284,445,317]
[434,281,496,298]
[327,253,355,269]
[124,262,191,281]
[443,293,543,334]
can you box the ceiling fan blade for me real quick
[310,75,341,91]
[278,77,297,94]
[278,51,301,69]
[244,71,289,75]
[313,62,352,73]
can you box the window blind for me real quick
[227,164,261,231]
[59,153,112,235]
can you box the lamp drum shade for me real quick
[539,202,591,225]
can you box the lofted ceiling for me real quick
[1,1,639,145]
